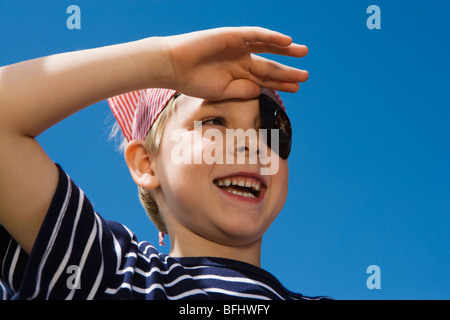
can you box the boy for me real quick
[0,27,325,299]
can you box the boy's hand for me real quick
[161,27,309,100]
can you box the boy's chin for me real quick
[208,224,269,247]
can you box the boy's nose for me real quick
[235,144,258,158]
[226,131,261,164]
[222,99,263,161]
[237,145,248,153]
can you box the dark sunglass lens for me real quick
[259,95,292,160]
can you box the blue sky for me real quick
[1,0,449,299]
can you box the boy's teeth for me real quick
[214,175,263,197]
[229,190,256,198]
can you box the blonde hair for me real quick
[111,96,178,234]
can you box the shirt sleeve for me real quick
[0,163,128,300]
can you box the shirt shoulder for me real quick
[0,163,150,299]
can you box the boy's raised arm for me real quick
[0,38,169,254]
[0,27,308,253]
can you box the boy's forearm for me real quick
[0,37,171,137]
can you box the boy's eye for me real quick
[201,116,226,126]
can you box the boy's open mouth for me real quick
[213,175,265,199]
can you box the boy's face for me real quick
[152,95,289,247]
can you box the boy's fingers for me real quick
[249,54,309,84]
[257,79,301,93]
[235,27,293,46]
[247,42,308,57]
[223,79,262,100]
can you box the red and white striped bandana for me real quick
[107,88,285,142]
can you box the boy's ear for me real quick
[125,140,160,189]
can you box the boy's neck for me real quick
[168,231,263,267]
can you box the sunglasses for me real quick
[259,94,292,160]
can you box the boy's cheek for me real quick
[273,159,289,199]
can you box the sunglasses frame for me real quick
[259,94,292,160]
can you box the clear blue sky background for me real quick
[1,0,449,299]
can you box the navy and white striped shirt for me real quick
[0,164,328,300]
